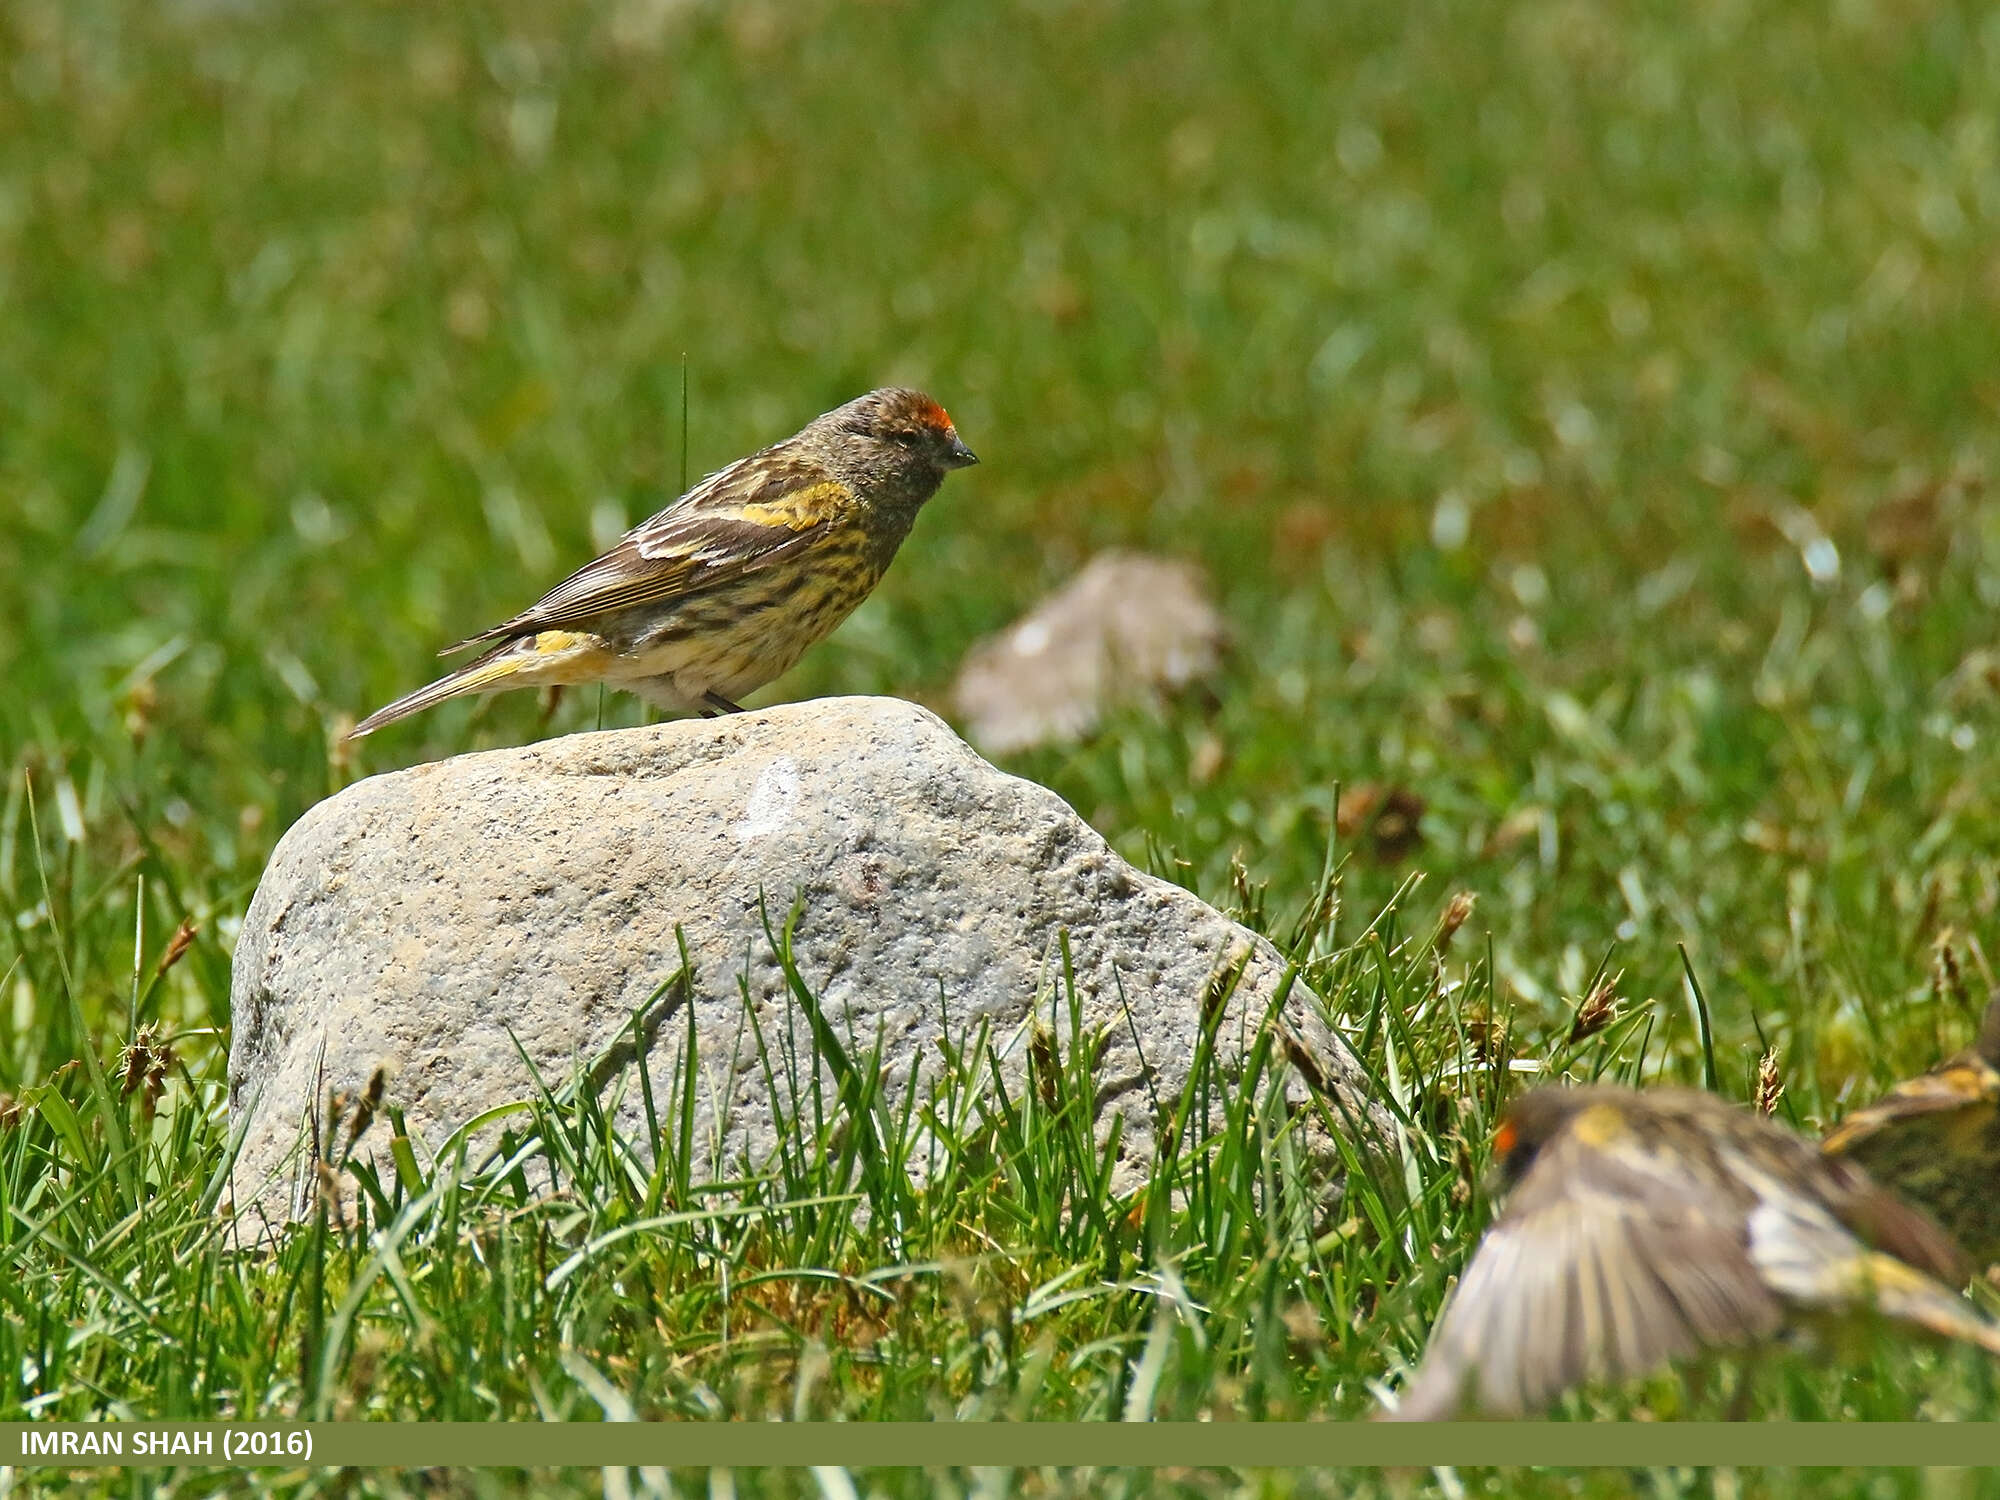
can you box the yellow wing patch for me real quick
[734,480,851,531]
[1570,1103,1630,1149]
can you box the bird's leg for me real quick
[538,684,567,728]
[703,691,747,715]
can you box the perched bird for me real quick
[1382,1084,2000,1421]
[1823,995,2000,1270]
[350,388,977,738]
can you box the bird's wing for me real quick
[1389,1128,1783,1420]
[1822,1058,1999,1156]
[1805,1149,1972,1286]
[446,454,851,650]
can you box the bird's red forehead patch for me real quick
[1492,1119,1518,1156]
[914,398,953,431]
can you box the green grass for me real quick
[5,0,2000,1493]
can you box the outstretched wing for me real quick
[1388,1127,1782,1420]
[1808,1146,1973,1286]
[447,451,851,651]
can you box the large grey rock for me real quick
[228,697,1382,1228]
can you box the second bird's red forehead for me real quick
[911,397,954,431]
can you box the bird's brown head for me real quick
[821,387,979,482]
[1489,1087,1590,1187]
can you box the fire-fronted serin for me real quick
[1382,1083,2000,1420]
[351,388,977,738]
[1823,994,2000,1271]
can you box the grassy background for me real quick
[4,0,2000,1492]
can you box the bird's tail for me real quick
[348,631,611,739]
[1858,1252,2000,1357]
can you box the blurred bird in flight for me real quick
[1383,1083,2000,1420]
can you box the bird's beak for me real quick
[944,436,979,469]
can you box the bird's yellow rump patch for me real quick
[449,631,612,694]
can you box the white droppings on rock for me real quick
[733,756,801,840]
[1011,620,1053,657]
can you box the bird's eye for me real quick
[890,429,919,445]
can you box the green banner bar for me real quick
[4,1423,2000,1469]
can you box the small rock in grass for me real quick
[951,551,1227,755]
